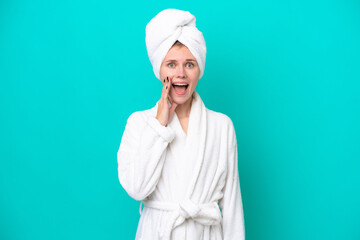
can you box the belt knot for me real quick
[141,199,222,240]
[179,199,201,219]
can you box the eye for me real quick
[168,63,175,68]
[186,63,194,68]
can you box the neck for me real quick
[175,93,193,119]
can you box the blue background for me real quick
[1,0,359,239]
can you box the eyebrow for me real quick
[165,59,196,63]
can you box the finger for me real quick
[166,76,173,98]
[167,75,173,93]
[167,76,175,106]
[167,95,173,109]
[168,93,173,104]
[161,77,167,100]
[166,76,171,93]
[164,76,170,100]
[169,79,177,110]
[169,101,178,120]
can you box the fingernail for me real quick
[164,79,165,82]
[167,76,169,82]
[166,86,168,89]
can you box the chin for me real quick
[172,98,187,105]
[171,94,190,105]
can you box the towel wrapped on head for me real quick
[145,9,207,81]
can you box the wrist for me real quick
[156,116,167,127]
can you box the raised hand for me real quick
[156,76,178,126]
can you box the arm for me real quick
[219,122,245,240]
[117,112,175,200]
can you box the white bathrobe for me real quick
[117,92,245,240]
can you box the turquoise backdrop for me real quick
[1,0,359,239]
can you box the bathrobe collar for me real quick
[153,91,207,200]
[182,91,207,199]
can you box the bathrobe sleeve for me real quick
[117,112,175,200]
[219,120,245,240]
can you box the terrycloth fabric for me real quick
[141,199,222,240]
[145,9,207,81]
[117,92,245,240]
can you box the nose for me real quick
[176,65,186,78]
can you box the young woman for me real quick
[117,9,245,240]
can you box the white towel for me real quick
[145,9,207,81]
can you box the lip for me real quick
[171,83,189,96]
[172,82,189,85]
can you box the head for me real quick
[160,41,200,105]
[145,9,207,98]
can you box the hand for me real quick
[156,76,178,126]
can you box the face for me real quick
[160,45,200,105]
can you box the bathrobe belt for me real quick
[140,199,222,240]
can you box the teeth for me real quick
[173,83,188,86]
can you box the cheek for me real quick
[160,69,172,80]
[159,65,168,78]
[190,69,200,81]
[190,82,198,90]
[189,77,199,87]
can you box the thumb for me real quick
[170,102,178,113]
[169,102,178,120]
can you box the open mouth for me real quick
[172,83,189,95]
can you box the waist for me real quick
[141,198,222,224]
[143,199,218,211]
[141,199,222,240]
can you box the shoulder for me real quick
[206,108,237,148]
[207,108,235,129]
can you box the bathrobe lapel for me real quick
[183,91,207,199]
[152,91,207,200]
[167,111,188,199]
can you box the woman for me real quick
[117,9,245,240]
